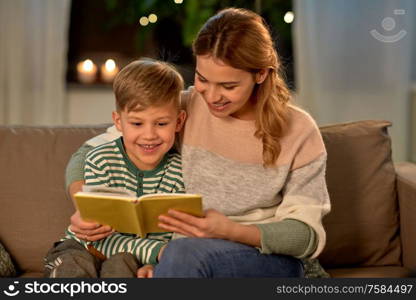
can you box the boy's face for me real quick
[113,101,186,171]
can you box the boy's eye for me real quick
[223,85,236,90]
[132,122,142,126]
[157,122,168,126]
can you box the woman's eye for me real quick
[197,76,207,83]
[223,85,236,90]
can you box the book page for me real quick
[82,185,136,197]
[138,194,203,235]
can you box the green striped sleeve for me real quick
[130,237,166,265]
[85,154,110,186]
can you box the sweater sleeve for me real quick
[256,219,317,258]
[270,153,330,258]
[65,143,94,189]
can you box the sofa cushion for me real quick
[319,120,400,268]
[327,266,412,278]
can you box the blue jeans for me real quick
[153,238,304,278]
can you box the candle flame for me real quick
[83,59,94,72]
[105,59,116,72]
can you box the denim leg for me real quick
[153,238,303,278]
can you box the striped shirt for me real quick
[65,137,185,265]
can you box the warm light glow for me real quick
[174,0,183,4]
[139,16,149,26]
[284,11,294,24]
[77,59,97,84]
[105,59,116,72]
[83,59,94,72]
[101,59,119,83]
[148,14,157,23]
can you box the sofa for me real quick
[0,120,415,278]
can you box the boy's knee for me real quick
[44,240,100,278]
[100,252,140,278]
[45,252,100,278]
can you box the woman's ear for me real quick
[175,110,187,132]
[112,111,123,132]
[255,69,269,84]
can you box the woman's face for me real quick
[194,55,257,120]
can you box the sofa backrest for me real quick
[319,120,401,268]
[0,126,107,274]
[0,121,402,274]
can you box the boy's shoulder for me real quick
[162,151,182,172]
[166,151,182,163]
[86,138,122,161]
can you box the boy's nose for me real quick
[142,126,157,139]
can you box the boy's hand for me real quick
[70,210,113,242]
[137,264,154,278]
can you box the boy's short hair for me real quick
[113,58,184,112]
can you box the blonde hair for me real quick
[193,8,291,167]
[113,58,184,112]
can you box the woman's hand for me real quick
[137,264,154,278]
[69,210,113,242]
[158,209,238,240]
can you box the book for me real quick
[74,186,203,237]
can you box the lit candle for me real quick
[101,59,119,83]
[77,59,97,84]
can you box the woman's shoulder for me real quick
[180,86,202,111]
[280,104,326,169]
[286,104,320,133]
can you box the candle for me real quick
[101,59,119,83]
[77,59,97,84]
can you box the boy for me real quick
[44,59,186,277]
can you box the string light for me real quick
[148,14,158,23]
[284,11,294,24]
[174,0,183,4]
[139,16,149,26]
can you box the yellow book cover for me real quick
[74,186,203,237]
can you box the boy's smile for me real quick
[113,102,186,170]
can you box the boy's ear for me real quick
[112,111,123,132]
[175,110,187,132]
[255,69,269,84]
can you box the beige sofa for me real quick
[0,120,415,277]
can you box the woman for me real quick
[67,8,330,277]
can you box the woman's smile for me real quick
[209,101,231,112]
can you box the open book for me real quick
[74,186,203,237]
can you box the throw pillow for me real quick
[319,120,400,268]
[0,242,16,277]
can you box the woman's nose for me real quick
[204,85,221,103]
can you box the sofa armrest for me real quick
[395,162,416,270]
